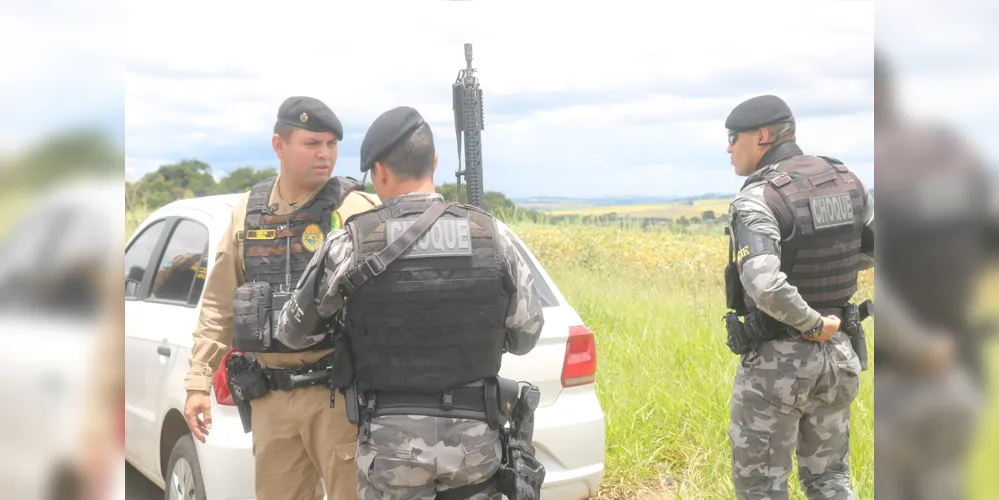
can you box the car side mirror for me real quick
[125,278,141,298]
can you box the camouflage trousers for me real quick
[355,414,503,500]
[729,331,862,500]
[874,365,982,500]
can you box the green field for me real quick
[122,208,998,499]
[545,198,731,221]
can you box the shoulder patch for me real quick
[732,213,779,271]
[386,216,473,259]
[330,211,342,231]
[808,193,855,230]
[301,223,324,252]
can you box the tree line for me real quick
[124,159,538,220]
[125,159,730,233]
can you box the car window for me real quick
[149,219,209,305]
[506,231,559,308]
[125,220,166,299]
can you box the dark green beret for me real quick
[724,95,794,132]
[359,106,425,173]
[276,96,343,140]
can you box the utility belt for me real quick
[225,353,336,433]
[722,300,872,371]
[344,377,547,500]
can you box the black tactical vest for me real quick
[341,196,511,393]
[240,175,361,353]
[742,153,868,312]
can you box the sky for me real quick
[3,0,996,199]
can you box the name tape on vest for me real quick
[809,192,855,230]
[386,217,474,259]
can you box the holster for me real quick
[723,311,754,355]
[225,353,270,433]
[232,282,273,352]
[496,438,546,500]
[842,302,869,371]
[485,376,520,430]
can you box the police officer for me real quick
[182,96,380,500]
[274,106,546,500]
[722,94,875,499]
[873,49,999,500]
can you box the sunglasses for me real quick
[727,130,739,146]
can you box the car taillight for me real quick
[561,325,597,387]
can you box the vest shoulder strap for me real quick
[246,177,277,216]
[242,177,277,235]
[312,176,363,208]
[342,202,452,296]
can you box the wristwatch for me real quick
[802,320,823,340]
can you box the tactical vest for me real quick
[341,197,511,393]
[240,175,361,353]
[744,155,868,312]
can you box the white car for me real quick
[0,177,125,500]
[124,192,605,499]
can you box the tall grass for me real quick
[509,222,875,499]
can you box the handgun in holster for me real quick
[225,352,270,433]
[494,383,545,500]
[843,300,873,371]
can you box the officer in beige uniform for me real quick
[182,96,380,500]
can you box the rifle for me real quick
[452,43,487,211]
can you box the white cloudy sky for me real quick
[119,0,876,199]
[4,0,996,199]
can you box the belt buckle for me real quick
[364,255,386,276]
[442,390,454,410]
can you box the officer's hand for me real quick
[803,315,840,343]
[184,390,212,443]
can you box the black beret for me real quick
[276,96,343,140]
[359,106,425,173]
[724,95,794,132]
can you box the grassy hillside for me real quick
[546,198,731,220]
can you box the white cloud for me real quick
[877,0,999,158]
[120,0,883,197]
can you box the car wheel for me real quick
[163,434,207,500]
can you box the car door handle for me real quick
[157,346,171,357]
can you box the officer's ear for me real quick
[272,134,285,160]
[372,161,390,187]
[756,127,770,146]
[431,152,438,176]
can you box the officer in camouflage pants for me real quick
[723,95,875,499]
[274,106,545,500]
[355,416,502,499]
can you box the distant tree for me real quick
[690,216,701,224]
[131,159,216,210]
[701,210,716,221]
[678,216,690,226]
[216,167,277,194]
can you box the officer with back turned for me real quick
[274,106,547,499]
[721,94,875,499]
